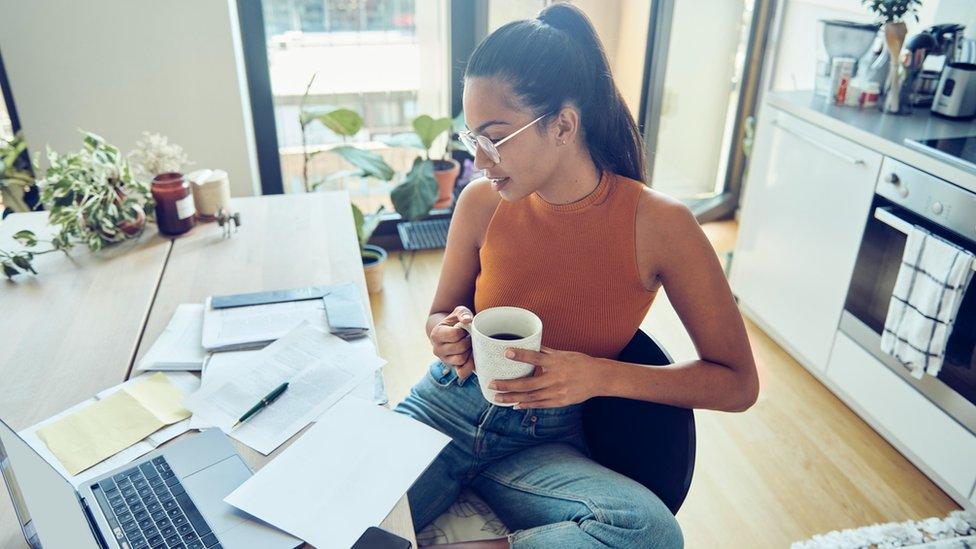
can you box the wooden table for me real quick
[0,193,415,548]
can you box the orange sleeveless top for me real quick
[474,171,657,359]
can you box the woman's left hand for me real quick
[489,347,602,409]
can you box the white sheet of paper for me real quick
[21,372,200,488]
[201,297,328,351]
[188,351,260,430]
[184,323,385,454]
[225,397,449,549]
[136,304,207,371]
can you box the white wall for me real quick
[0,0,260,197]
[934,0,976,38]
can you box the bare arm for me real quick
[600,195,759,411]
[425,179,499,376]
[494,192,759,412]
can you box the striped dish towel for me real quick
[880,225,975,379]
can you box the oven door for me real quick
[840,199,976,435]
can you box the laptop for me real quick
[0,419,300,549]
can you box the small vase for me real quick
[882,21,908,114]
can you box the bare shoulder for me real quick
[453,177,503,247]
[635,185,697,239]
[634,184,702,287]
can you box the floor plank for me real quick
[370,220,960,548]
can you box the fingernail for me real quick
[461,314,471,321]
[505,349,515,359]
[513,404,521,410]
[489,382,498,390]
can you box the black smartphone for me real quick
[350,526,412,549]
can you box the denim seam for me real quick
[507,521,579,546]
[415,477,462,529]
[467,405,495,480]
[478,469,609,525]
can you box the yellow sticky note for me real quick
[124,372,192,425]
[37,391,164,475]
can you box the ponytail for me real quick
[466,3,646,183]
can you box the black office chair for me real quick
[582,330,696,515]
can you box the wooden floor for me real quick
[369,220,960,548]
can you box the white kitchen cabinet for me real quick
[827,333,976,501]
[731,107,882,371]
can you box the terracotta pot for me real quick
[362,244,388,294]
[882,21,908,114]
[432,158,460,209]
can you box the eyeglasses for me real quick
[459,114,547,164]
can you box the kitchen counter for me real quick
[766,91,976,192]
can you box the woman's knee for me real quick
[586,488,682,548]
[619,490,683,548]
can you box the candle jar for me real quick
[151,172,196,235]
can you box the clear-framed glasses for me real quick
[459,114,547,164]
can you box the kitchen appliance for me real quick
[932,62,976,119]
[903,24,967,108]
[905,135,976,173]
[841,159,976,435]
[816,20,880,97]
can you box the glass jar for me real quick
[151,172,196,235]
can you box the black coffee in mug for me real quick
[488,332,524,341]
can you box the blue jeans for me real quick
[394,361,683,548]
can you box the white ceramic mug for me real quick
[457,307,542,405]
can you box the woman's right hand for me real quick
[429,306,475,380]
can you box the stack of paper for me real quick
[322,282,370,339]
[184,322,385,454]
[137,304,207,371]
[187,351,257,430]
[202,298,328,352]
[225,397,450,549]
[22,372,199,484]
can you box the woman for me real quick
[394,4,759,548]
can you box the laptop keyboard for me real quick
[91,456,222,549]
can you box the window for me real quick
[258,0,449,213]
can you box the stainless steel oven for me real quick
[840,158,976,434]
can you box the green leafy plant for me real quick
[861,0,922,22]
[1,132,153,279]
[384,112,468,221]
[0,133,35,213]
[390,157,438,221]
[351,203,385,251]
[298,73,395,192]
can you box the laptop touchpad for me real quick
[182,455,252,534]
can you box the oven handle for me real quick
[874,207,976,271]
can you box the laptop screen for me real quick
[0,418,100,549]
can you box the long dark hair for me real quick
[465,3,646,183]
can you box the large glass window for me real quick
[260,0,448,212]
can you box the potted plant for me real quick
[862,0,921,114]
[352,203,387,294]
[298,73,395,192]
[0,132,153,278]
[386,113,462,211]
[0,132,35,214]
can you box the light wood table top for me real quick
[132,192,415,546]
[0,212,172,548]
[0,193,415,548]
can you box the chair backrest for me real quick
[582,330,696,515]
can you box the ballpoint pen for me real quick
[231,381,289,429]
